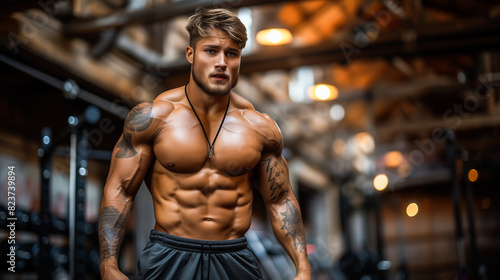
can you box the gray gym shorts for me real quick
[133,230,263,280]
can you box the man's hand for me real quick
[101,269,129,280]
[293,269,312,280]
[100,262,129,280]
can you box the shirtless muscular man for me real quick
[98,7,312,280]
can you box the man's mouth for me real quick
[211,73,229,80]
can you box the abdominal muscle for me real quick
[147,166,254,241]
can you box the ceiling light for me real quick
[308,84,338,101]
[256,28,293,46]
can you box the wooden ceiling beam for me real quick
[63,0,305,35]
[154,18,500,76]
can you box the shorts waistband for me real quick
[149,230,248,253]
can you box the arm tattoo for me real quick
[115,102,153,158]
[115,133,137,158]
[280,199,306,252]
[262,157,289,201]
[125,102,153,132]
[98,206,130,262]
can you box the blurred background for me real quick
[1,0,500,279]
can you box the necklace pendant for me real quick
[185,84,229,161]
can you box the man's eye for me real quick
[227,52,237,57]
[206,49,216,54]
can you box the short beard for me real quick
[191,54,238,97]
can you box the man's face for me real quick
[187,30,242,97]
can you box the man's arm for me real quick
[98,102,156,279]
[255,120,312,280]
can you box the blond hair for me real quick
[186,8,247,49]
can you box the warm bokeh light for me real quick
[481,197,491,210]
[384,151,404,168]
[406,202,419,217]
[332,139,346,156]
[468,169,478,182]
[354,132,374,154]
[373,174,388,191]
[256,28,293,45]
[308,84,339,101]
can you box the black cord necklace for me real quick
[185,84,230,159]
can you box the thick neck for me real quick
[185,80,231,115]
[185,83,230,159]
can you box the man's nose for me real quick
[215,53,227,68]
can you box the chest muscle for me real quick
[153,124,262,176]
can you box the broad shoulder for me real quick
[152,86,185,112]
[154,86,185,104]
[231,92,283,151]
[146,86,187,118]
[124,87,184,134]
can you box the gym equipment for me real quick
[38,105,101,279]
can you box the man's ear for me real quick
[186,46,194,64]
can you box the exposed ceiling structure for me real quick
[1,0,500,194]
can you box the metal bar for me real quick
[461,151,480,279]
[54,147,113,161]
[38,127,53,279]
[69,123,78,280]
[90,29,120,58]
[0,53,65,89]
[0,54,130,119]
[446,130,466,269]
[77,88,129,119]
[74,128,88,279]
[68,117,89,279]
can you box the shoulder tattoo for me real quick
[114,102,153,158]
[125,102,154,132]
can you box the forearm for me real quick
[98,195,133,273]
[268,196,311,276]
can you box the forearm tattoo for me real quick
[98,206,130,262]
[280,199,306,253]
[262,157,289,201]
[115,102,153,158]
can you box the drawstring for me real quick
[201,244,212,280]
[207,245,212,279]
[201,244,204,280]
